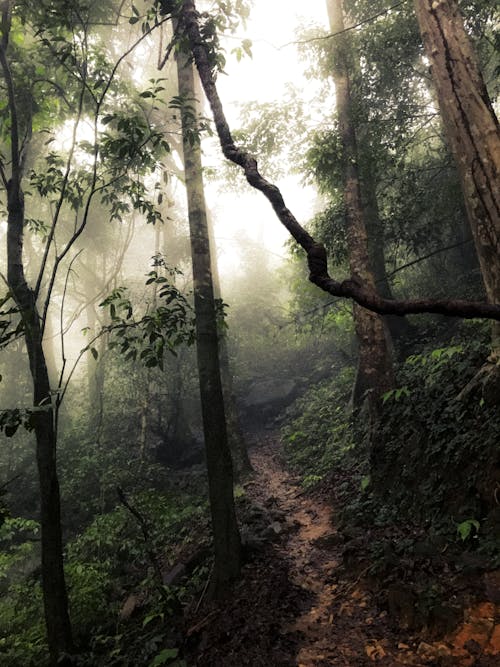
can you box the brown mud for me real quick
[185,433,499,666]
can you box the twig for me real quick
[186,609,219,637]
[0,471,23,493]
[194,563,213,614]
[116,486,168,600]
[280,1,409,50]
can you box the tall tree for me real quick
[175,49,241,593]
[327,0,394,408]
[413,0,500,352]
[206,211,252,475]
[0,5,73,661]
[0,2,173,658]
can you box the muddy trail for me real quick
[185,433,499,666]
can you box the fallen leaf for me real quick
[365,641,387,661]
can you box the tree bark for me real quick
[413,0,500,352]
[175,50,241,593]
[327,0,394,408]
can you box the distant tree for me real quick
[326,0,394,409]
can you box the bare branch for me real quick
[279,0,410,50]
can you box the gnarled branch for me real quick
[177,0,500,321]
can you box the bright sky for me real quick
[204,0,329,278]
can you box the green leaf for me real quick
[142,612,163,628]
[456,519,480,541]
[149,648,179,666]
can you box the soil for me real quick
[184,433,500,666]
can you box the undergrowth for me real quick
[282,332,500,613]
[0,490,209,666]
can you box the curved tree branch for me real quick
[178,0,500,321]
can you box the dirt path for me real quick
[249,438,344,665]
[186,434,499,666]
[247,434,408,666]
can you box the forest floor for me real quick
[184,432,499,666]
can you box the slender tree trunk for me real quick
[6,182,73,663]
[0,14,72,657]
[86,299,106,442]
[327,0,394,409]
[176,51,241,593]
[206,212,252,476]
[413,0,500,353]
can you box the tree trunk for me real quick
[327,0,394,409]
[413,0,500,353]
[206,212,252,476]
[6,182,73,663]
[360,160,412,344]
[86,298,106,442]
[176,51,241,593]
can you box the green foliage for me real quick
[0,486,207,665]
[0,579,46,667]
[149,647,185,667]
[283,367,355,483]
[0,517,39,582]
[371,335,499,528]
[168,94,212,147]
[98,263,195,371]
[0,408,36,439]
[0,293,23,351]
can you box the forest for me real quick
[0,0,498,665]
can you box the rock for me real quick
[270,521,283,534]
[242,378,301,423]
[387,585,418,630]
[262,523,282,542]
[484,570,500,604]
[313,532,343,549]
[429,603,462,637]
[120,594,141,620]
